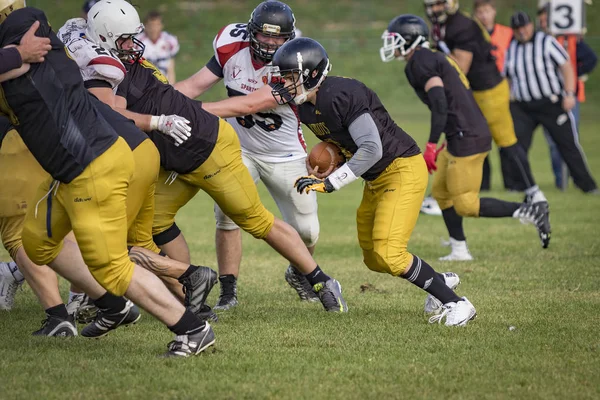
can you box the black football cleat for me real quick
[81,300,141,338]
[284,265,319,302]
[32,315,78,337]
[163,323,216,358]
[514,201,551,248]
[179,266,218,315]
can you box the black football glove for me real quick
[294,175,335,194]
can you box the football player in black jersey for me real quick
[422,0,547,197]
[381,15,551,260]
[84,2,348,313]
[272,37,477,326]
[62,0,218,325]
[0,4,213,356]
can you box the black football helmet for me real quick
[380,15,430,62]
[424,0,459,25]
[271,37,331,105]
[248,1,296,63]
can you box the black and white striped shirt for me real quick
[504,31,570,102]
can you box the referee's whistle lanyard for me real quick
[34,179,60,238]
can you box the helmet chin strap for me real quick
[293,84,310,105]
[398,36,429,61]
[293,60,330,105]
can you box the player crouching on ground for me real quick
[271,37,476,326]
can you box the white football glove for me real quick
[150,114,192,146]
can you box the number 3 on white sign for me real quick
[549,0,585,35]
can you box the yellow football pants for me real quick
[431,149,487,217]
[153,119,275,240]
[127,139,160,253]
[472,79,518,148]
[22,137,136,296]
[0,130,50,259]
[357,155,428,276]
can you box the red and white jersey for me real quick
[213,23,307,163]
[57,18,126,91]
[137,31,179,76]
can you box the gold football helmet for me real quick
[0,0,26,23]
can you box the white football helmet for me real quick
[85,0,144,61]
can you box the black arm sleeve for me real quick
[0,47,23,74]
[205,55,224,78]
[83,79,112,89]
[427,86,448,144]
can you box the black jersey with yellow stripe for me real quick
[441,11,503,91]
[405,48,491,157]
[117,59,219,174]
[0,8,118,183]
[298,76,420,181]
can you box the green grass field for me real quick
[1,1,600,399]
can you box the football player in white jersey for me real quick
[137,10,179,83]
[175,0,320,310]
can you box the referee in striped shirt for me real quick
[504,12,597,194]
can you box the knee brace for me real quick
[153,223,181,246]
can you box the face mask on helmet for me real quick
[271,58,331,106]
[86,0,145,62]
[113,33,145,62]
[0,0,26,23]
[380,31,429,62]
[249,23,295,63]
[424,0,457,25]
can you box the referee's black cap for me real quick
[510,11,532,29]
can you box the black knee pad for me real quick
[153,223,181,246]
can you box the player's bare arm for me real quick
[167,58,176,84]
[174,66,222,99]
[559,61,576,112]
[0,62,30,82]
[88,86,117,107]
[451,48,473,74]
[202,85,279,118]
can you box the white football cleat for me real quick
[439,237,473,261]
[420,196,442,216]
[429,297,476,327]
[0,261,24,310]
[424,272,461,314]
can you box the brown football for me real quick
[308,142,345,173]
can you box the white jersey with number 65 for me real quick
[212,23,307,163]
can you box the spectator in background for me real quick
[537,0,598,190]
[137,11,180,83]
[505,12,597,194]
[473,0,516,191]
[81,0,100,18]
